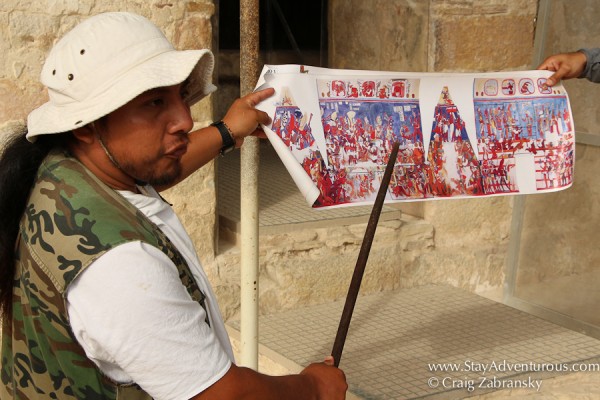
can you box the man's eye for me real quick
[149,98,165,107]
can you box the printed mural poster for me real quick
[254,65,575,209]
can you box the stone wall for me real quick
[215,217,437,321]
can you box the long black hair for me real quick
[0,130,65,318]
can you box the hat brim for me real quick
[27,48,216,140]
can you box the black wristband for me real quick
[212,120,236,156]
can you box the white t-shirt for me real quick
[67,185,233,400]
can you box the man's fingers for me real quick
[256,110,272,125]
[247,87,275,106]
[251,130,268,139]
[547,64,572,86]
[536,60,551,71]
[537,58,566,87]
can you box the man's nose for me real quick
[168,98,194,134]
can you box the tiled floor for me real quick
[230,285,600,399]
[217,141,402,229]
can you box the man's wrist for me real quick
[211,120,236,156]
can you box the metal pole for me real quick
[239,0,261,370]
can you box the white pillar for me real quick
[239,0,260,370]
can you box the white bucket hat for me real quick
[26,11,216,141]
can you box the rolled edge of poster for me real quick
[263,126,321,207]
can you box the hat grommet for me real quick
[68,73,74,81]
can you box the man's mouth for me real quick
[165,141,189,159]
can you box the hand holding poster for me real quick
[255,65,575,209]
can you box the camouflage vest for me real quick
[1,150,208,400]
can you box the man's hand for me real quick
[300,356,348,400]
[222,87,275,147]
[537,51,587,86]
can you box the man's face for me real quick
[98,83,194,186]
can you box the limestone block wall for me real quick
[428,0,537,72]
[214,217,437,321]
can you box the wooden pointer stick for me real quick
[331,141,400,368]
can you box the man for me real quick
[0,12,347,400]
[537,48,600,85]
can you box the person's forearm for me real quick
[192,364,319,400]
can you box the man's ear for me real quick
[71,123,97,145]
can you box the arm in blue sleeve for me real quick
[579,48,600,83]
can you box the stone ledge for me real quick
[214,214,436,321]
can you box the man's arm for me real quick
[192,358,348,400]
